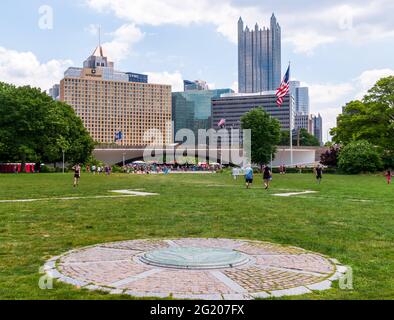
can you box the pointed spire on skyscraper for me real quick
[92,25,104,57]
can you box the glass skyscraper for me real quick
[313,114,323,146]
[238,14,281,93]
[289,81,310,115]
[172,88,234,141]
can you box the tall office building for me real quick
[313,114,323,146]
[172,88,234,141]
[212,91,295,145]
[238,14,281,93]
[60,45,172,146]
[289,81,310,115]
[295,114,314,135]
[48,84,60,100]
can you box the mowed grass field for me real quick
[0,172,393,300]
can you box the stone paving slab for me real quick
[45,238,345,300]
[237,242,306,255]
[58,260,152,286]
[61,247,141,263]
[100,240,169,252]
[254,254,335,275]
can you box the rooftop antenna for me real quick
[98,25,101,47]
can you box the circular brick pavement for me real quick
[44,238,348,300]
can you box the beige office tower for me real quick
[60,46,172,146]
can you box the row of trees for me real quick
[0,82,95,172]
[321,76,394,173]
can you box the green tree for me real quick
[279,129,320,146]
[241,107,281,165]
[0,82,95,171]
[332,76,394,152]
[338,140,383,174]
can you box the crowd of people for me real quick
[71,161,393,189]
[119,163,221,175]
[85,165,113,176]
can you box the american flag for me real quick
[276,65,290,107]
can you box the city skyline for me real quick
[1,1,394,142]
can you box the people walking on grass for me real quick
[72,164,81,187]
[385,169,392,185]
[91,165,96,175]
[245,164,254,189]
[315,165,323,184]
[263,165,272,190]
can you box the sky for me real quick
[1,0,394,141]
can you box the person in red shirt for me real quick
[385,170,392,185]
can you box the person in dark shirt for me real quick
[263,166,272,190]
[315,165,323,184]
[73,164,81,187]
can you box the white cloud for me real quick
[0,46,72,91]
[85,0,265,44]
[307,83,354,105]
[102,24,144,62]
[144,71,184,92]
[85,0,394,54]
[355,68,394,98]
[283,32,336,55]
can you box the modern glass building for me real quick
[238,14,281,93]
[296,87,310,115]
[289,81,310,115]
[172,89,234,141]
[313,114,323,146]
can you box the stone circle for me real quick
[44,238,348,300]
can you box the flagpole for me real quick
[289,61,293,167]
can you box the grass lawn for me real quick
[0,172,393,300]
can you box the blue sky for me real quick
[1,0,394,139]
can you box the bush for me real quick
[40,166,55,173]
[338,140,383,174]
[111,165,123,173]
[321,146,341,167]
